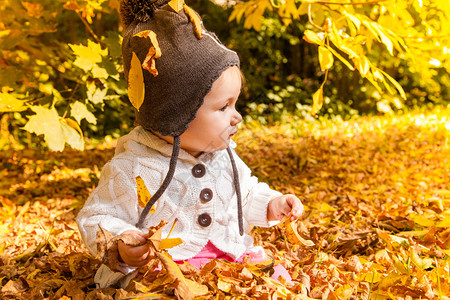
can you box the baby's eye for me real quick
[219,104,229,111]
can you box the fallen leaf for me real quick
[156,252,193,300]
[281,216,315,246]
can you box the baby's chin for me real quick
[209,139,231,153]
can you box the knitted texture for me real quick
[76,127,282,261]
[121,2,240,137]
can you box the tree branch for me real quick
[76,11,105,46]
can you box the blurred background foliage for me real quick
[0,0,449,151]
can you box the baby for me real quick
[76,0,303,288]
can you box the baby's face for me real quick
[180,66,242,157]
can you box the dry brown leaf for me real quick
[3,109,450,299]
[156,252,193,300]
[281,216,315,246]
[183,5,203,39]
[134,30,161,77]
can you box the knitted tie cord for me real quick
[136,135,180,228]
[227,147,244,236]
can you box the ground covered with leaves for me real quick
[1,107,450,299]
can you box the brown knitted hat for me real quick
[120,0,245,235]
[121,0,240,137]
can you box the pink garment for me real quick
[175,241,291,281]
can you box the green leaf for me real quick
[102,31,122,57]
[0,93,26,112]
[70,102,97,124]
[23,106,84,151]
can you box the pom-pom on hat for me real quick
[120,0,244,235]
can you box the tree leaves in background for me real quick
[70,102,96,125]
[230,0,449,114]
[69,40,107,72]
[0,93,26,112]
[23,106,84,151]
[318,46,333,71]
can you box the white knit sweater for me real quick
[76,126,281,261]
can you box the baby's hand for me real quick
[267,194,304,221]
[117,230,151,267]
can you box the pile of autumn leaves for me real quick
[1,107,450,299]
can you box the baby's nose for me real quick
[232,111,242,125]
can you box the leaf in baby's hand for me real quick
[136,176,154,213]
[95,226,138,273]
[117,233,145,247]
[281,215,315,247]
[147,220,166,250]
[128,52,145,111]
[148,219,184,250]
[160,238,183,250]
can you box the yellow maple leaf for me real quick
[128,52,145,111]
[281,216,315,246]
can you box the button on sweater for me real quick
[76,126,281,261]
